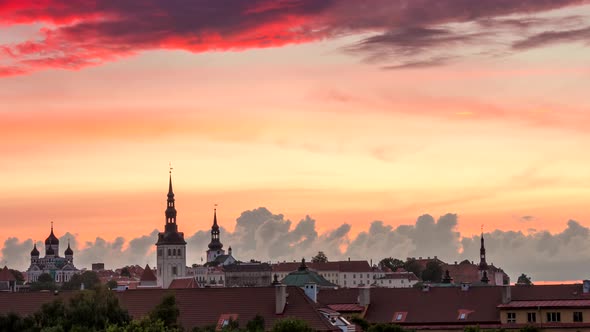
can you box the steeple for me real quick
[65,239,73,256]
[156,167,186,246]
[207,207,223,251]
[165,169,177,226]
[479,231,488,270]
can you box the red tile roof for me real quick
[498,299,590,308]
[140,264,157,282]
[169,278,199,289]
[327,304,364,312]
[0,287,338,331]
[0,266,16,282]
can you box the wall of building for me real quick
[157,244,186,288]
[500,308,590,324]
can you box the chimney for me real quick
[502,285,512,304]
[359,286,371,306]
[275,284,288,314]
[304,283,318,303]
[348,257,351,262]
[584,280,590,294]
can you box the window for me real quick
[178,249,182,256]
[527,312,536,323]
[172,266,177,275]
[353,274,356,278]
[459,313,466,320]
[172,249,176,256]
[158,249,162,257]
[168,249,171,256]
[395,313,403,321]
[574,312,583,322]
[507,312,516,323]
[546,312,561,322]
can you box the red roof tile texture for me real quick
[0,266,16,282]
[139,264,157,282]
[0,287,338,331]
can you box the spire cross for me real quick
[481,224,484,234]
[51,221,53,231]
[169,162,173,174]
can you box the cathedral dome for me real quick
[45,225,59,246]
[64,243,73,256]
[46,246,55,256]
[30,244,39,256]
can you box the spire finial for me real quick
[51,221,53,232]
[213,204,218,226]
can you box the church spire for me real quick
[165,166,177,226]
[208,206,223,251]
[479,229,488,271]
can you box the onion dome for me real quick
[46,246,55,256]
[45,223,59,246]
[64,241,73,256]
[30,243,39,256]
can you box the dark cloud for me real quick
[512,26,590,50]
[2,208,589,282]
[0,0,589,76]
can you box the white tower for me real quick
[155,170,187,288]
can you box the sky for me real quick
[1,1,590,281]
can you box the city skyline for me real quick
[1,1,590,282]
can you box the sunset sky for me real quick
[1,1,590,278]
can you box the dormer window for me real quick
[396,313,403,321]
[459,313,466,320]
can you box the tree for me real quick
[8,269,25,284]
[350,316,370,331]
[61,271,101,290]
[31,273,57,291]
[107,280,118,290]
[368,323,411,332]
[271,318,313,332]
[311,251,328,263]
[403,259,423,279]
[120,267,131,278]
[421,261,443,283]
[149,294,180,329]
[245,315,265,332]
[379,258,404,271]
[516,274,533,286]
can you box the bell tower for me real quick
[156,167,187,288]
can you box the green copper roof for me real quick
[280,258,337,288]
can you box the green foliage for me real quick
[192,325,216,332]
[220,318,240,331]
[0,312,35,332]
[31,273,58,291]
[350,316,370,331]
[421,261,443,283]
[379,258,405,271]
[519,325,539,332]
[245,315,265,332]
[464,326,481,332]
[311,251,328,263]
[106,318,182,332]
[403,259,423,279]
[270,317,313,332]
[9,269,25,284]
[516,273,533,286]
[61,271,101,290]
[107,280,119,290]
[120,267,131,278]
[368,323,411,332]
[149,294,180,328]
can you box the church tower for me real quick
[206,208,225,263]
[478,232,489,284]
[155,170,187,288]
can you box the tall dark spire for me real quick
[165,169,177,227]
[156,167,186,246]
[479,231,488,270]
[208,207,223,250]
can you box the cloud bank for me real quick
[2,207,589,282]
[1,0,589,76]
